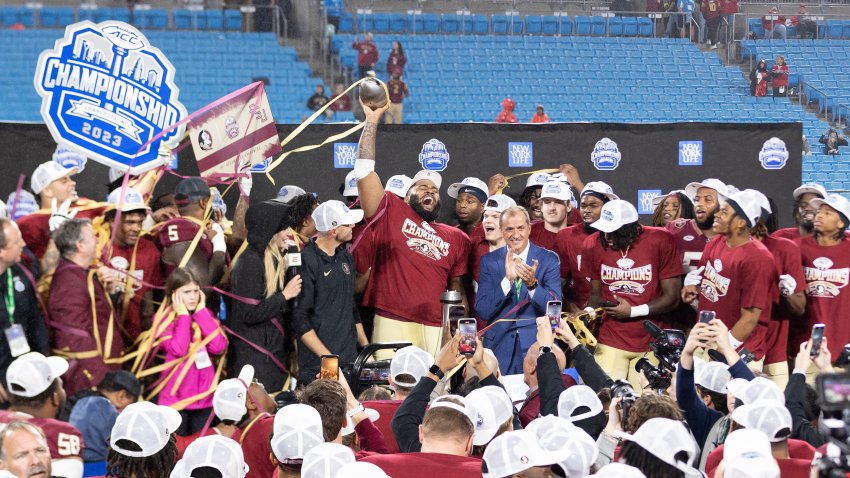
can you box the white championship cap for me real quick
[110,401,182,458]
[539,181,574,203]
[721,429,779,478]
[384,175,413,198]
[342,170,359,197]
[558,385,604,422]
[213,365,254,422]
[169,435,249,478]
[411,170,442,190]
[592,463,647,477]
[467,386,514,446]
[312,200,364,232]
[580,181,619,201]
[482,429,569,478]
[725,190,764,228]
[693,357,732,394]
[301,443,355,478]
[684,178,727,201]
[525,173,551,189]
[107,187,150,213]
[811,194,850,229]
[526,415,599,478]
[615,418,698,474]
[31,161,78,195]
[276,185,307,204]
[336,462,392,478]
[6,352,68,398]
[590,199,639,233]
[730,399,793,442]
[483,194,517,213]
[447,177,489,201]
[271,404,325,462]
[726,377,785,405]
[389,346,434,388]
[793,183,827,200]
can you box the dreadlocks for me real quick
[600,222,643,252]
[106,435,178,478]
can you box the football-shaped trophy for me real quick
[359,78,389,109]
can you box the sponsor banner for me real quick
[508,142,533,167]
[637,189,662,215]
[334,143,358,168]
[678,141,703,166]
[34,21,187,174]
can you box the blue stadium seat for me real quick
[491,15,509,34]
[389,13,406,33]
[560,16,573,35]
[622,17,638,36]
[749,18,765,38]
[206,10,224,30]
[526,15,543,34]
[608,17,624,36]
[575,16,591,35]
[357,14,373,32]
[423,13,439,33]
[225,10,241,30]
[136,8,168,29]
[338,12,354,32]
[372,13,390,33]
[465,14,488,34]
[541,15,558,34]
[591,16,606,35]
[637,17,652,36]
[441,14,460,33]
[40,7,74,27]
[95,8,130,23]
[407,14,425,33]
[827,20,844,38]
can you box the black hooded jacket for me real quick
[227,200,294,392]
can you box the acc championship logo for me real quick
[34,21,187,174]
[419,138,450,171]
[637,189,662,215]
[759,137,789,170]
[591,138,621,170]
[678,141,703,166]
[508,142,533,168]
[334,142,358,168]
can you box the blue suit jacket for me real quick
[475,243,562,375]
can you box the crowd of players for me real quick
[0,101,844,478]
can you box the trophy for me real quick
[359,77,389,109]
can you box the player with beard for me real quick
[470,195,516,285]
[666,178,727,275]
[772,183,827,240]
[353,101,471,357]
[683,190,777,370]
[447,177,488,237]
[555,181,618,310]
[798,194,850,379]
[584,200,682,386]
[529,182,573,253]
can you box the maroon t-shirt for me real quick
[584,227,682,352]
[365,193,470,326]
[103,238,163,339]
[556,223,593,307]
[762,235,806,364]
[157,217,214,279]
[529,221,558,254]
[238,413,275,478]
[0,410,85,461]
[697,236,777,359]
[800,235,850,357]
[362,400,402,454]
[360,452,483,478]
[664,218,710,274]
[468,224,490,283]
[353,40,378,66]
[772,227,802,241]
[387,79,408,104]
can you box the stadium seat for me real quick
[827,20,844,38]
[225,10,241,30]
[389,13,406,33]
[357,14,373,32]
[441,14,460,33]
[371,13,389,33]
[491,15,509,34]
[338,12,354,32]
[423,13,439,33]
[623,17,639,36]
[40,7,74,27]
[608,17,624,36]
[575,16,591,35]
[591,16,607,35]
[472,14,489,34]
[136,8,168,29]
[749,18,765,38]
[526,15,543,34]
[560,16,573,35]
[541,15,558,34]
[407,14,425,33]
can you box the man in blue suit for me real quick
[476,206,562,375]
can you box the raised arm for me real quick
[355,101,390,218]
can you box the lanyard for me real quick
[5,269,15,324]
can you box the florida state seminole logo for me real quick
[401,218,450,261]
[699,260,730,302]
[600,261,652,296]
[805,257,849,298]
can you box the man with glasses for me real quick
[293,201,369,385]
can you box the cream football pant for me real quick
[372,314,443,360]
[594,344,660,394]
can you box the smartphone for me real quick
[811,323,826,359]
[320,355,339,380]
[448,305,466,336]
[547,301,562,330]
[699,310,716,324]
[599,300,618,308]
[458,319,477,357]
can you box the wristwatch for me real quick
[428,364,445,379]
[538,344,553,355]
[526,280,538,291]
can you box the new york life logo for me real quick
[508,142,533,168]
[637,189,662,214]
[678,141,703,166]
[34,21,187,174]
[334,143,358,168]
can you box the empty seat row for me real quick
[0,6,242,30]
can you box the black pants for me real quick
[773,87,788,97]
[177,408,212,436]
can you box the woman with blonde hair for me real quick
[227,200,302,393]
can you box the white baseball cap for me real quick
[744,189,772,218]
[411,170,442,190]
[539,181,574,203]
[342,170,358,197]
[429,394,476,428]
[730,399,792,442]
[467,386,514,446]
[276,185,307,204]
[722,429,779,478]
[52,145,87,173]
[301,443,355,478]
[580,181,619,201]
[616,418,698,474]
[482,429,569,478]
[558,385,604,422]
[31,161,78,195]
[213,365,254,422]
[111,401,182,458]
[7,190,38,219]
[811,194,850,229]
[526,415,599,478]
[684,178,727,201]
[340,407,379,436]
[336,462,391,478]
[725,190,764,228]
[793,183,827,200]
[483,194,517,213]
[725,377,785,405]
[389,346,434,388]
[271,404,325,461]
[107,187,150,213]
[384,175,413,198]
[693,357,731,394]
[447,177,488,202]
[6,352,68,398]
[590,199,639,233]
[169,435,249,478]
[312,200,364,232]
[525,173,552,189]
[592,463,647,477]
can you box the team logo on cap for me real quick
[333,142,358,168]
[508,142,533,168]
[758,137,789,170]
[591,138,621,171]
[543,183,561,194]
[805,257,849,298]
[419,139,450,172]
[637,189,662,215]
[388,177,404,189]
[34,21,186,172]
[678,141,703,166]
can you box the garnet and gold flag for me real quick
[189,82,281,179]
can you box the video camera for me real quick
[343,342,412,397]
[815,371,850,477]
[636,320,686,391]
[611,379,638,425]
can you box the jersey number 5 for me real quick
[57,433,81,456]
[167,225,180,243]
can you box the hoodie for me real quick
[496,98,518,123]
[227,200,294,392]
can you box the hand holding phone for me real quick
[320,355,339,380]
[546,301,562,331]
[811,324,826,359]
[699,310,716,324]
[458,319,477,357]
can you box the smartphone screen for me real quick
[817,372,850,411]
[458,319,477,356]
[320,355,339,380]
[811,323,826,358]
[547,301,562,330]
[699,310,716,324]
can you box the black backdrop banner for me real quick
[0,122,802,227]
